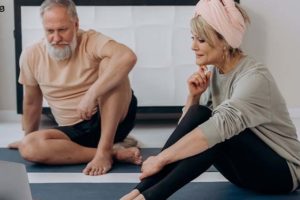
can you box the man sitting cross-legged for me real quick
[9,0,142,176]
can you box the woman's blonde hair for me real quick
[190,3,250,58]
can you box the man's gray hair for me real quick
[40,0,78,21]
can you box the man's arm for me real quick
[77,41,137,119]
[22,85,43,135]
[90,41,137,97]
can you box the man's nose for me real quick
[52,32,62,43]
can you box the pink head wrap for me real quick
[194,0,246,48]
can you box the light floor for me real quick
[0,116,299,184]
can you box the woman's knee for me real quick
[182,105,211,125]
[189,104,211,114]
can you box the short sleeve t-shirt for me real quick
[19,29,112,126]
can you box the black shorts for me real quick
[54,93,137,148]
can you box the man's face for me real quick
[42,6,78,61]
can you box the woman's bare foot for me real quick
[133,194,146,200]
[8,140,21,149]
[120,189,140,200]
[114,147,142,165]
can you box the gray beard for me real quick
[46,36,77,61]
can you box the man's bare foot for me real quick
[121,136,138,148]
[83,153,113,176]
[114,147,142,165]
[8,140,21,149]
[120,189,140,200]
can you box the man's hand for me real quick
[77,92,98,120]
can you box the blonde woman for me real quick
[121,0,300,199]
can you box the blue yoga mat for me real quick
[1,148,299,199]
[30,182,300,200]
[0,148,217,172]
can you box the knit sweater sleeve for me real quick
[199,72,272,148]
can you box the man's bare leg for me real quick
[83,76,141,176]
[19,129,96,164]
[83,56,141,176]
[19,128,140,166]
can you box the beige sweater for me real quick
[199,56,300,190]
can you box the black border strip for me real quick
[14,0,239,114]
[15,0,200,6]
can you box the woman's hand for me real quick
[139,155,166,180]
[188,65,211,97]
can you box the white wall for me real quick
[0,0,300,113]
[0,0,16,110]
[241,0,300,108]
[20,6,196,107]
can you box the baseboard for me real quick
[0,107,300,123]
[0,110,21,122]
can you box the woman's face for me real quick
[191,33,224,67]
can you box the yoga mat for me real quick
[30,182,300,200]
[0,148,218,173]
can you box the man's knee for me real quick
[19,133,49,163]
[19,134,38,162]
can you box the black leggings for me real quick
[135,105,294,200]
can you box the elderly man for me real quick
[9,0,142,176]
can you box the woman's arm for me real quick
[179,66,211,122]
[140,127,208,179]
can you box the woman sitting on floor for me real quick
[121,0,300,199]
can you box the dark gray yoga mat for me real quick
[0,148,218,172]
[30,183,300,200]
